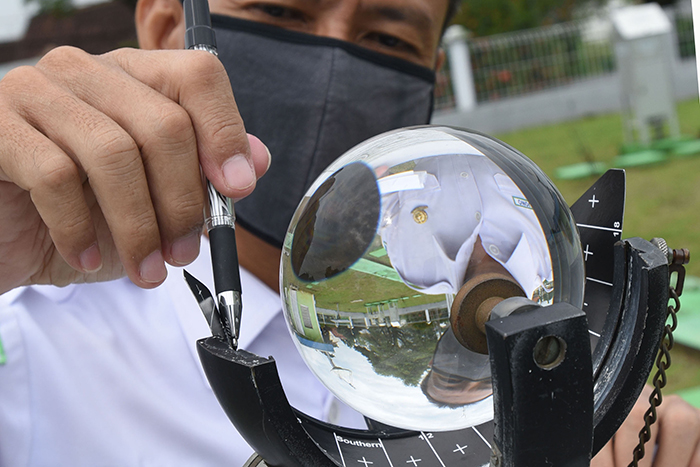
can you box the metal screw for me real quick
[651,238,690,265]
[650,238,669,261]
[533,335,567,369]
[671,248,690,265]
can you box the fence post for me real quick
[442,24,477,112]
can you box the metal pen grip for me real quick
[207,180,235,230]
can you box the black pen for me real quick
[183,0,242,349]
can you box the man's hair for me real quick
[123,0,464,34]
[443,0,462,34]
[120,0,137,9]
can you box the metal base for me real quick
[198,238,669,467]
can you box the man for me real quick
[0,1,452,465]
[0,0,697,466]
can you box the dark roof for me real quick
[0,1,137,64]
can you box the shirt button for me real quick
[489,244,500,256]
[412,206,428,224]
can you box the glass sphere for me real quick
[280,126,584,432]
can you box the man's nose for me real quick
[315,18,355,42]
[312,0,360,43]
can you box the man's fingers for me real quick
[108,48,271,199]
[7,59,166,287]
[0,113,99,274]
[37,46,206,267]
[654,397,700,466]
[1,46,272,289]
[0,66,102,274]
[690,441,700,467]
[591,439,615,467]
[246,133,272,196]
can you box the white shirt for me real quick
[0,239,364,467]
[378,154,553,300]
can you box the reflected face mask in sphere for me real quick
[213,15,436,247]
[281,126,584,432]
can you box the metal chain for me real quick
[628,253,687,467]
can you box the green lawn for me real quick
[497,98,700,394]
[496,98,700,279]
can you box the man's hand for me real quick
[592,385,700,466]
[0,46,270,294]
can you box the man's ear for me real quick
[136,0,186,50]
[435,48,446,71]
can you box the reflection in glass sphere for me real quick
[280,126,585,432]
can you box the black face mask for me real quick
[212,15,436,248]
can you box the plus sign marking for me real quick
[453,444,468,455]
[583,244,594,261]
[588,195,600,208]
[357,457,374,466]
[406,456,422,466]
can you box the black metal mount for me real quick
[197,237,669,466]
[486,302,593,467]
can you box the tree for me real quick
[451,0,605,37]
[25,0,74,16]
[351,324,439,387]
